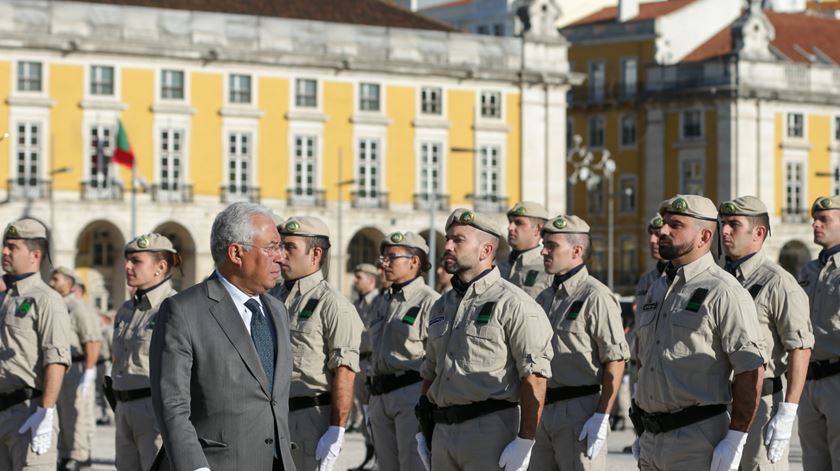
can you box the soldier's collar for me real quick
[451,266,497,297]
[818,244,840,267]
[2,272,37,293]
[731,250,765,279]
[363,288,380,304]
[293,270,325,295]
[391,276,425,299]
[552,264,586,290]
[676,252,716,283]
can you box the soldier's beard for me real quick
[658,237,693,261]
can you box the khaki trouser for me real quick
[741,390,788,471]
[351,358,371,443]
[289,404,330,471]
[531,393,605,471]
[114,397,161,471]
[369,380,424,471]
[0,399,60,471]
[639,412,729,470]
[95,362,114,424]
[431,406,520,471]
[57,362,95,462]
[799,373,840,470]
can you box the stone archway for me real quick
[75,220,126,311]
[347,227,386,273]
[778,239,811,277]
[418,229,446,267]
[153,221,198,291]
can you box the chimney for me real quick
[618,0,639,22]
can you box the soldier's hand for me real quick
[498,436,535,471]
[578,412,610,459]
[710,430,747,471]
[17,406,55,455]
[78,367,97,397]
[315,425,344,471]
[764,402,797,463]
[632,436,641,462]
[415,432,431,471]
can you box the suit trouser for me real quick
[95,362,114,424]
[798,373,840,470]
[741,390,788,471]
[114,396,161,471]
[289,404,330,471]
[614,375,631,421]
[57,362,95,462]
[431,406,519,471]
[639,411,729,471]
[368,380,424,471]
[531,393,605,471]
[0,400,60,471]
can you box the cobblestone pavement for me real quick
[89,421,804,470]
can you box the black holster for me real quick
[415,395,436,449]
[629,400,644,436]
[103,376,117,412]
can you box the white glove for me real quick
[632,437,641,462]
[710,430,748,471]
[315,426,344,471]
[578,412,610,459]
[78,367,97,397]
[415,432,431,471]
[17,406,55,455]
[765,402,798,463]
[498,436,535,471]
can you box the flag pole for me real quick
[131,163,137,238]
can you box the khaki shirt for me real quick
[369,277,440,376]
[64,293,101,360]
[798,251,840,361]
[99,322,113,363]
[420,267,553,407]
[112,280,177,391]
[0,273,71,393]
[636,253,764,413]
[631,265,665,362]
[535,266,629,388]
[354,288,380,355]
[499,246,552,298]
[269,271,362,398]
[730,251,813,377]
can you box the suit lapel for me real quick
[262,294,290,398]
[206,278,271,397]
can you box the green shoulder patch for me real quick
[566,300,584,320]
[402,306,421,326]
[524,270,539,287]
[299,298,320,319]
[476,302,496,324]
[685,288,709,312]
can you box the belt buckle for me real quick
[643,416,662,434]
[443,408,458,424]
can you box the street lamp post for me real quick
[48,165,73,259]
[567,134,616,291]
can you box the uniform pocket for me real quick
[461,323,504,371]
[669,310,710,360]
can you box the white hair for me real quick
[210,202,274,266]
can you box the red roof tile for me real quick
[420,0,473,12]
[682,10,840,64]
[66,0,457,32]
[568,0,697,27]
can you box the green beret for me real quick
[659,194,718,221]
[812,195,840,216]
[507,201,549,221]
[380,231,430,255]
[445,208,502,239]
[542,215,590,235]
[279,216,331,241]
[718,196,768,217]
[4,218,48,240]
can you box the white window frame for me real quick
[227,73,253,105]
[479,90,503,120]
[358,82,382,113]
[679,156,705,195]
[834,115,840,142]
[158,69,187,102]
[618,175,637,213]
[294,78,319,109]
[786,112,806,139]
[85,123,116,190]
[620,57,637,99]
[587,115,605,149]
[355,137,383,200]
[11,121,44,196]
[493,23,505,36]
[15,60,45,94]
[680,109,704,140]
[157,127,186,195]
[416,140,446,198]
[587,179,605,214]
[290,134,320,196]
[475,144,504,199]
[783,160,806,215]
[89,65,116,97]
[619,236,639,279]
[588,61,606,102]
[619,113,637,148]
[419,86,444,116]
[224,130,254,198]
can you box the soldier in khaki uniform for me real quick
[350,262,379,470]
[368,232,439,471]
[269,216,363,471]
[111,234,180,471]
[49,267,102,470]
[0,219,72,471]
[531,215,629,470]
[633,195,766,471]
[417,208,554,471]
[498,201,553,297]
[797,195,840,469]
[717,196,814,471]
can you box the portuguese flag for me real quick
[112,120,135,168]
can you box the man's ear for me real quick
[227,244,244,267]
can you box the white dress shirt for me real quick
[216,270,265,335]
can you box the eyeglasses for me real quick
[239,242,282,255]
[378,254,414,264]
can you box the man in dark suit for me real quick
[150,202,296,471]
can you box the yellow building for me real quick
[562,0,840,292]
[0,0,576,306]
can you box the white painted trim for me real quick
[154,113,193,188]
[83,63,121,101]
[13,59,48,97]
[354,80,387,116]
[223,70,259,108]
[414,129,449,198]
[679,108,705,142]
[287,121,325,194]
[417,85,447,119]
[221,119,260,192]
[290,75,323,112]
[156,67,190,104]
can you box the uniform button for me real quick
[650,368,653,372]
[271,399,277,406]
[656,340,660,345]
[265,438,274,445]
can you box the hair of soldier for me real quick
[743,213,771,240]
[210,202,275,266]
[22,238,49,259]
[148,250,183,277]
[475,230,499,256]
[563,233,591,260]
[303,236,331,268]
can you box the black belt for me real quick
[359,352,372,362]
[432,399,516,425]
[545,385,600,404]
[807,359,840,381]
[113,388,152,402]
[368,371,422,396]
[289,392,331,412]
[762,377,782,397]
[0,388,42,412]
[638,404,727,435]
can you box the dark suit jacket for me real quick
[149,277,296,471]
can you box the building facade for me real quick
[0,0,576,308]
